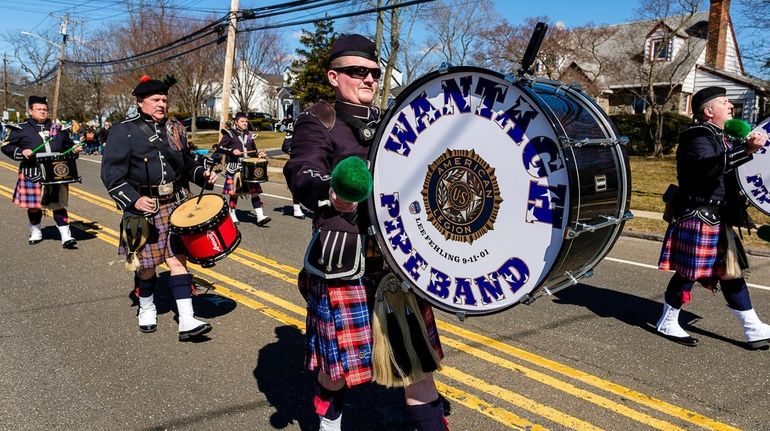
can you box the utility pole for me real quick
[3,53,8,113]
[218,0,239,131]
[52,15,69,121]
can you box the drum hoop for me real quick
[367,66,631,316]
[170,194,229,234]
[367,66,542,316]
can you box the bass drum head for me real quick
[369,66,570,316]
[737,117,770,216]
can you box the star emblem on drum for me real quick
[422,149,502,244]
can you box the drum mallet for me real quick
[518,21,548,77]
[318,156,373,208]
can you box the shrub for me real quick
[611,112,691,156]
[249,119,275,131]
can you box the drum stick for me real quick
[30,141,49,154]
[61,141,84,155]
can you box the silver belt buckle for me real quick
[158,182,174,196]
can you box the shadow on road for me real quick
[550,282,742,346]
[253,325,418,430]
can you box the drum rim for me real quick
[35,152,80,160]
[170,194,229,233]
[367,66,631,316]
[367,66,547,316]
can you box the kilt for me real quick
[302,271,443,387]
[222,172,263,197]
[659,216,725,280]
[12,171,43,209]
[118,202,185,269]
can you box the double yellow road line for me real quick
[0,160,741,431]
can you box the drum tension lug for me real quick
[438,62,452,74]
[454,311,466,322]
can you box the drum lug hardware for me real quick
[400,281,411,292]
[503,73,516,84]
[454,311,466,322]
[565,271,579,285]
[438,62,452,74]
[520,294,536,306]
[565,215,623,238]
[368,225,377,236]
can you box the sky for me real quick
[0,0,764,77]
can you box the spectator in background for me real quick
[97,121,111,154]
[83,125,98,155]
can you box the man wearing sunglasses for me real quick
[284,34,449,431]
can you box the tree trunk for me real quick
[652,106,664,158]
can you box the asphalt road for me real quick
[1,155,769,431]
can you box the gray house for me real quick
[563,0,768,122]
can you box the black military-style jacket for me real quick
[676,121,752,206]
[1,119,76,170]
[283,100,379,234]
[101,113,207,211]
[215,128,258,164]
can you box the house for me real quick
[565,0,769,122]
[206,63,284,121]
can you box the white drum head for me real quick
[737,117,770,216]
[369,68,570,315]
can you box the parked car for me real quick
[247,112,276,131]
[246,112,272,121]
[182,116,219,130]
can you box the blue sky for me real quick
[0,0,763,76]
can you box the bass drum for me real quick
[368,66,631,317]
[736,117,770,216]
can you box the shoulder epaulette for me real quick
[305,100,336,131]
[220,128,233,137]
[121,113,141,124]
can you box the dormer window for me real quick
[650,38,672,61]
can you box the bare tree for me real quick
[231,25,287,114]
[3,30,60,89]
[424,0,498,66]
[734,0,770,79]
[625,0,702,157]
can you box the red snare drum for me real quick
[169,194,241,268]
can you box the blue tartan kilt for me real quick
[659,216,726,280]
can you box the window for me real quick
[650,39,671,61]
[731,102,743,120]
[633,96,648,114]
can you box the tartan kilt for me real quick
[118,202,185,269]
[12,171,43,209]
[222,172,263,196]
[659,216,725,280]
[301,271,444,387]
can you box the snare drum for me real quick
[241,157,268,183]
[36,152,82,185]
[169,194,241,268]
[368,66,631,316]
[737,117,770,216]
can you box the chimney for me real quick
[705,0,731,69]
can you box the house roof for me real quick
[697,64,770,93]
[571,11,710,89]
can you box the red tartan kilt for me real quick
[302,271,443,387]
[659,216,725,280]
[12,171,42,209]
[222,172,263,196]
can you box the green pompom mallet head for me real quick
[724,118,752,139]
[331,156,373,203]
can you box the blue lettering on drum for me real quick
[379,192,532,309]
[474,77,508,120]
[745,174,770,205]
[522,136,563,178]
[384,74,540,157]
[526,180,566,225]
[410,90,442,133]
[441,75,472,115]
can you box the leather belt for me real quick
[138,179,180,198]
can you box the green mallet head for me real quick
[331,156,373,203]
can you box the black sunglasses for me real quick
[333,66,382,80]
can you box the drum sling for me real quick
[372,273,441,388]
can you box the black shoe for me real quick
[62,239,77,249]
[139,324,157,333]
[256,216,272,226]
[178,323,212,341]
[658,332,699,347]
[29,238,42,245]
[746,339,770,350]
